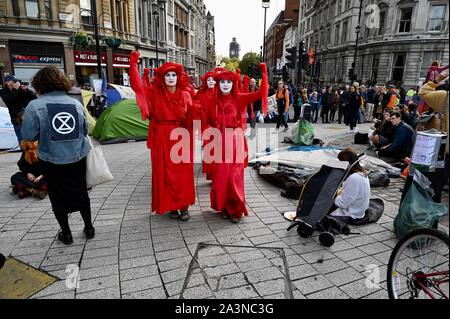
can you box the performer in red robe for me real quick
[129,52,197,221]
[195,72,216,180]
[204,64,268,223]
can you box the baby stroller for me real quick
[286,153,367,247]
[301,103,313,122]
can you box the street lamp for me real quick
[262,0,270,63]
[351,0,364,83]
[153,10,159,68]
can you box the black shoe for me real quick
[0,253,5,269]
[230,215,240,224]
[84,227,95,240]
[57,232,73,245]
[220,209,230,220]
[169,211,179,219]
[179,210,190,222]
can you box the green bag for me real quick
[295,119,314,146]
[394,171,448,240]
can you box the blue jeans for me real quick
[13,123,22,145]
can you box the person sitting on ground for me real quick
[329,148,371,222]
[377,111,415,160]
[368,109,395,150]
[398,104,415,128]
[10,141,48,200]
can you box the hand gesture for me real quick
[130,51,140,64]
[259,63,268,74]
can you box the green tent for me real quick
[93,99,149,144]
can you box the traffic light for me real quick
[285,46,297,70]
[299,41,308,70]
[282,66,288,82]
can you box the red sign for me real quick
[13,55,62,64]
[113,54,130,65]
[74,50,107,64]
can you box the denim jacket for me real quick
[21,91,91,165]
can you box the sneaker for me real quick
[18,191,31,199]
[11,186,18,194]
[179,210,190,222]
[84,227,95,240]
[169,211,179,219]
[32,189,47,200]
[57,232,73,245]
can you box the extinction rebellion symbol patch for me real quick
[47,104,80,141]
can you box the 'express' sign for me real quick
[12,55,62,64]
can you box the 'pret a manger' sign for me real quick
[74,50,107,63]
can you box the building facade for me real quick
[0,0,215,87]
[264,0,299,83]
[229,37,240,59]
[298,0,449,88]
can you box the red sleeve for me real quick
[129,51,151,120]
[237,91,262,113]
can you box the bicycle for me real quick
[387,228,449,299]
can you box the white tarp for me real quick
[250,148,399,173]
[109,84,135,100]
[0,106,18,150]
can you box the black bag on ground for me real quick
[348,199,385,226]
[368,171,390,187]
[354,132,369,144]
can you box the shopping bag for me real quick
[295,118,314,146]
[86,137,114,188]
[394,171,448,239]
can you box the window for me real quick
[341,56,346,78]
[345,0,351,10]
[335,24,340,44]
[371,55,379,83]
[399,7,413,33]
[25,0,39,18]
[138,2,143,35]
[420,52,441,78]
[392,53,407,82]
[337,0,342,14]
[326,26,331,43]
[168,23,174,42]
[80,0,92,25]
[378,10,386,36]
[123,2,128,33]
[429,5,446,31]
[45,0,52,20]
[342,20,348,42]
[12,0,20,16]
[116,0,122,31]
[168,0,174,16]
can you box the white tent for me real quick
[0,106,19,150]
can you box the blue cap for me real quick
[4,74,18,83]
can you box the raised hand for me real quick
[130,51,140,64]
[259,63,268,74]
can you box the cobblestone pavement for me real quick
[0,123,448,299]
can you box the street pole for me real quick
[352,0,364,83]
[155,14,159,68]
[90,0,102,80]
[263,7,267,63]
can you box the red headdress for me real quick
[197,71,216,95]
[152,62,191,92]
[213,69,241,96]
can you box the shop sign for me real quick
[74,50,107,63]
[12,55,62,64]
[113,54,130,66]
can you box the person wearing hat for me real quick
[130,51,198,221]
[203,64,268,223]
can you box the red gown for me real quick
[196,88,215,180]
[130,54,196,214]
[205,91,264,218]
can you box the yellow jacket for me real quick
[419,81,449,154]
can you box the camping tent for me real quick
[105,84,136,107]
[67,88,97,135]
[92,99,149,144]
[0,106,18,150]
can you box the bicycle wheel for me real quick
[387,228,449,299]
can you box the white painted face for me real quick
[165,71,177,87]
[206,76,216,89]
[219,80,233,94]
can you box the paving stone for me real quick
[311,258,348,275]
[237,257,273,272]
[325,267,365,286]
[229,250,265,263]
[214,285,259,299]
[288,264,319,281]
[120,265,159,281]
[120,275,163,294]
[253,278,287,297]
[300,250,336,264]
[119,255,156,270]
[182,284,214,299]
[158,256,193,272]
[122,287,167,299]
[340,278,382,299]
[77,275,120,294]
[306,286,350,299]
[76,287,121,299]
[161,267,189,284]
[155,248,191,262]
[119,247,154,259]
[81,255,118,269]
[293,275,334,296]
[348,256,383,272]
[204,263,241,279]
[79,265,119,280]
[245,267,284,284]
[334,248,368,262]
[358,242,391,255]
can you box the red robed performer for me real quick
[129,51,198,221]
[195,71,216,180]
[203,63,268,223]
